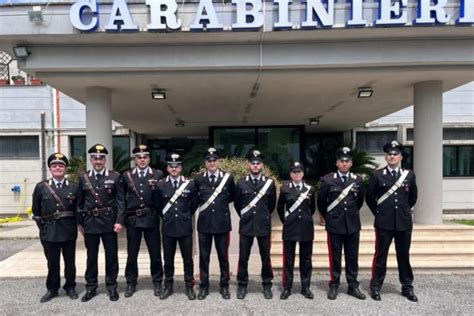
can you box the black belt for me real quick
[127,207,154,217]
[85,207,115,217]
[41,211,75,221]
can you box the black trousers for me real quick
[163,234,194,288]
[237,234,273,287]
[327,231,360,289]
[198,232,230,289]
[125,226,163,286]
[84,232,118,292]
[370,229,414,292]
[41,239,76,292]
[282,240,313,290]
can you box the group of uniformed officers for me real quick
[32,140,418,303]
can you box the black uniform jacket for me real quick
[277,181,316,241]
[32,179,79,242]
[77,169,124,234]
[366,167,418,231]
[234,175,277,237]
[117,167,163,229]
[195,170,235,234]
[157,176,198,238]
[318,172,364,235]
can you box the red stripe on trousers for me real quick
[282,241,287,288]
[370,229,380,286]
[326,231,335,285]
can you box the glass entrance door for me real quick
[211,126,303,180]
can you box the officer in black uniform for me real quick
[195,148,235,300]
[32,153,79,303]
[234,150,277,300]
[317,147,366,301]
[366,140,418,302]
[77,144,124,302]
[116,144,164,298]
[277,162,315,300]
[157,153,199,300]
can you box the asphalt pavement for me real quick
[0,274,473,315]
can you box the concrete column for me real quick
[85,87,113,169]
[413,81,443,224]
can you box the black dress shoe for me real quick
[280,289,291,300]
[109,290,119,302]
[347,288,366,300]
[327,287,338,300]
[186,287,196,300]
[124,285,136,298]
[236,286,247,299]
[402,290,418,302]
[197,287,209,300]
[66,289,79,300]
[160,286,173,300]
[370,289,381,301]
[81,290,97,302]
[220,287,231,299]
[263,286,273,299]
[40,290,58,303]
[301,288,314,299]
[154,284,162,297]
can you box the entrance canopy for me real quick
[0,1,473,136]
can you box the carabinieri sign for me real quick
[69,0,474,32]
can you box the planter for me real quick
[0,79,9,85]
[13,80,26,85]
[30,79,43,85]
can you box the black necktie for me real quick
[56,182,62,189]
[392,170,398,179]
[95,173,101,182]
[210,174,216,186]
[342,175,347,183]
[296,184,301,192]
[173,180,179,189]
[253,178,258,186]
[140,171,145,179]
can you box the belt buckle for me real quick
[92,209,100,217]
[136,209,143,217]
[53,211,60,220]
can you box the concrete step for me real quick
[270,224,474,270]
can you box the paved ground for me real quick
[1,220,473,315]
[0,275,473,315]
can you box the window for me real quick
[406,127,474,141]
[69,135,131,170]
[0,135,39,158]
[443,146,474,177]
[402,145,474,177]
[356,131,397,153]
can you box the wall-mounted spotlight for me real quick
[151,89,166,100]
[13,46,30,58]
[309,118,320,126]
[358,87,373,98]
